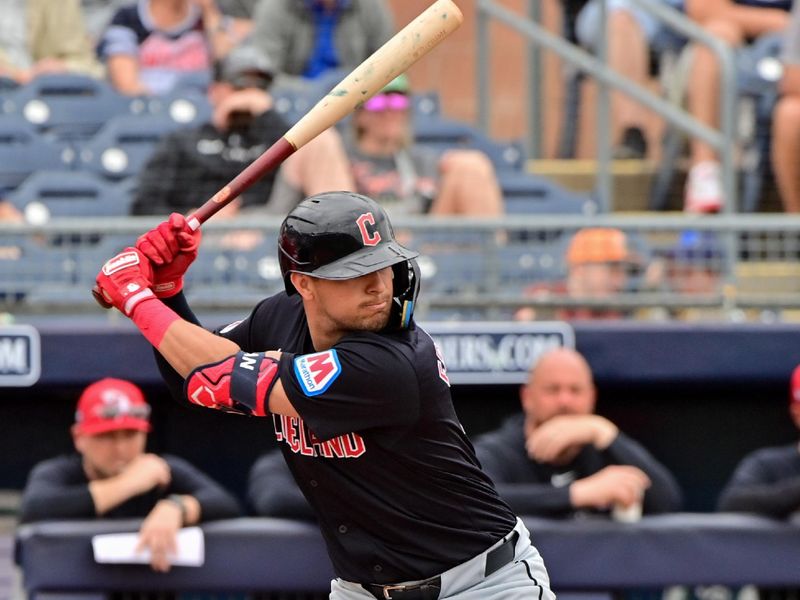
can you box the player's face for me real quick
[74,429,147,479]
[313,267,394,333]
[522,353,596,426]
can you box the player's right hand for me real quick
[136,213,201,298]
[95,247,155,316]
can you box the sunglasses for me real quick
[362,93,410,112]
[76,404,151,422]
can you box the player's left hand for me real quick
[95,247,155,316]
[136,213,201,298]
[136,499,182,572]
[526,414,618,465]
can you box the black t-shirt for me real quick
[215,293,516,584]
[19,454,241,523]
[132,110,289,216]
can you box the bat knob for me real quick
[92,285,112,309]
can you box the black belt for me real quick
[362,530,519,600]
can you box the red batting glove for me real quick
[136,213,201,298]
[95,248,156,316]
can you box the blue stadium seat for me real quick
[77,114,180,179]
[0,237,78,305]
[497,242,567,292]
[0,117,71,192]
[417,247,495,296]
[499,171,597,215]
[413,114,525,171]
[3,74,131,141]
[8,171,134,219]
[129,87,213,127]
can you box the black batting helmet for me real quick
[278,191,420,329]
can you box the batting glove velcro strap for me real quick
[95,248,155,316]
[185,352,278,417]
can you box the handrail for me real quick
[475,0,738,213]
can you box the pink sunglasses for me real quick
[363,93,410,112]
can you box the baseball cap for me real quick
[791,365,800,405]
[74,378,151,435]
[380,74,410,95]
[215,45,275,90]
[566,228,633,265]
[665,230,723,264]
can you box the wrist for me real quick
[162,494,187,526]
[130,298,181,348]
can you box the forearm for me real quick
[687,0,788,34]
[493,483,574,517]
[19,487,96,523]
[157,318,240,377]
[89,476,143,515]
[718,478,800,517]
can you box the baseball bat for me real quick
[93,0,463,307]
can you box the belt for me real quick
[362,530,519,600]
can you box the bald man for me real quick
[474,348,682,517]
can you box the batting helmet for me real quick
[278,191,420,329]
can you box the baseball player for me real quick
[95,192,555,599]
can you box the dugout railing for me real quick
[2,214,800,320]
[14,514,800,598]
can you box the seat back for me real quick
[0,116,71,191]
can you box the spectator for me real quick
[474,347,682,517]
[97,0,242,96]
[772,0,800,212]
[0,0,103,84]
[347,74,504,217]
[19,377,241,572]
[249,0,394,84]
[683,0,791,212]
[717,363,800,517]
[247,448,315,520]
[132,45,354,219]
[575,0,687,159]
[515,227,647,321]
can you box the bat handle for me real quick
[92,286,112,309]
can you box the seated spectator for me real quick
[132,45,354,220]
[247,448,314,520]
[19,377,241,572]
[0,0,103,84]
[347,74,504,217]
[249,0,394,84]
[97,0,241,96]
[473,348,682,518]
[772,0,800,212]
[575,0,686,159]
[717,363,800,517]
[515,227,648,321]
[683,0,791,212]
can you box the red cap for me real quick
[791,365,800,405]
[74,378,151,435]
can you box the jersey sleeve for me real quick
[278,335,420,441]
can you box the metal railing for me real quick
[2,215,800,321]
[475,0,738,213]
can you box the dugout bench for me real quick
[14,514,800,598]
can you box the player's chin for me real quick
[356,307,391,331]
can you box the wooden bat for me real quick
[93,0,463,306]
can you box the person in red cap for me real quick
[19,377,240,572]
[717,365,800,517]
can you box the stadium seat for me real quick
[413,114,525,171]
[3,74,131,141]
[499,171,597,214]
[129,87,213,127]
[497,242,567,292]
[0,237,78,305]
[77,114,180,180]
[8,171,134,220]
[0,117,72,191]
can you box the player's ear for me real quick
[291,272,314,300]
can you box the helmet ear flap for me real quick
[390,259,420,329]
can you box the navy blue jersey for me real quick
[216,293,516,584]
